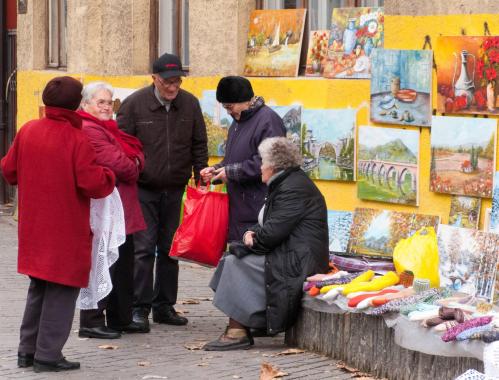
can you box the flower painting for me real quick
[436,36,499,115]
[370,49,432,127]
[305,30,330,76]
[322,7,384,79]
[199,90,231,157]
[430,116,496,198]
[244,9,307,77]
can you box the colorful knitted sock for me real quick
[441,316,493,342]
[347,289,400,308]
[456,324,493,341]
[306,271,349,282]
[481,330,499,343]
[369,288,448,316]
[370,287,415,307]
[342,271,399,296]
[434,320,459,332]
[408,307,440,321]
[422,317,445,327]
[320,271,373,295]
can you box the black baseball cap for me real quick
[152,53,185,79]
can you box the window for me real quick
[48,0,67,68]
[158,0,189,68]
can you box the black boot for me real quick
[33,357,80,373]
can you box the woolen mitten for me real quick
[228,242,252,259]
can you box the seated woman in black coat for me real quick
[205,137,329,351]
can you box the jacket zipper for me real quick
[166,111,170,178]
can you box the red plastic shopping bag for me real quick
[169,185,228,267]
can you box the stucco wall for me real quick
[17,0,47,71]
[385,0,499,15]
[189,0,255,76]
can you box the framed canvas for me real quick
[436,36,499,115]
[199,90,231,157]
[243,9,307,77]
[305,30,330,77]
[347,208,440,258]
[448,195,481,229]
[489,172,499,233]
[430,116,496,198]
[358,126,419,206]
[269,105,302,152]
[327,210,353,253]
[437,224,499,304]
[322,7,384,79]
[370,49,432,127]
[301,108,356,181]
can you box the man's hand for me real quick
[243,231,255,248]
[200,167,215,183]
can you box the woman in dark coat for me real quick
[200,76,285,241]
[205,137,329,351]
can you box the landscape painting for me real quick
[437,224,499,305]
[244,9,307,77]
[430,116,496,198]
[305,30,330,76]
[370,49,432,127]
[301,108,356,181]
[322,7,384,79]
[489,172,499,233]
[436,36,499,115]
[357,126,419,206]
[269,105,302,151]
[199,90,231,157]
[327,210,353,253]
[449,195,481,229]
[347,208,440,258]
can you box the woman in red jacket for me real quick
[77,82,148,339]
[1,76,115,372]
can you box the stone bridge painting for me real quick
[270,105,302,152]
[301,108,356,181]
[357,126,419,205]
[430,116,496,198]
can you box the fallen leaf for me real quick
[141,376,168,380]
[233,376,242,379]
[197,362,209,367]
[137,361,151,367]
[178,299,200,305]
[184,342,207,350]
[98,344,119,350]
[276,348,305,356]
[259,362,289,380]
[176,309,189,315]
[337,361,359,373]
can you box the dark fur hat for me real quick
[42,76,83,111]
[216,76,254,103]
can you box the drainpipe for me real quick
[0,0,6,204]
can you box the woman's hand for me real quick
[200,167,215,182]
[243,231,255,247]
[212,167,227,184]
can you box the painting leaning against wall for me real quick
[199,90,231,157]
[430,116,496,198]
[301,108,356,181]
[358,126,420,206]
[448,195,481,229]
[269,105,302,152]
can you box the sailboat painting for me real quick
[244,9,307,77]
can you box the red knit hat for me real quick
[42,76,83,111]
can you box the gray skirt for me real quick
[209,253,266,329]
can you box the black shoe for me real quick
[108,321,150,334]
[33,357,80,373]
[132,308,150,331]
[17,352,34,368]
[152,307,188,326]
[250,328,270,337]
[204,327,254,351]
[78,326,121,339]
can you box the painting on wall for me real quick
[430,116,496,198]
[448,195,481,229]
[357,126,419,206]
[489,172,499,233]
[269,105,302,151]
[301,108,356,181]
[370,49,432,127]
[199,90,231,157]
[243,9,307,77]
[437,224,499,305]
[347,208,440,258]
[322,7,384,79]
[305,30,330,76]
[327,210,353,253]
[436,36,499,115]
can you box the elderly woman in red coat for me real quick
[0,76,115,372]
[77,81,147,339]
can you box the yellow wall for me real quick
[16,14,499,228]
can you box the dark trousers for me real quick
[80,235,135,328]
[18,277,79,362]
[133,186,184,312]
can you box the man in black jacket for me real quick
[117,53,208,330]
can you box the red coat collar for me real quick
[45,106,82,129]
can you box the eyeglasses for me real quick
[155,76,182,88]
[92,99,113,108]
[222,103,235,110]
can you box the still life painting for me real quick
[301,108,356,181]
[305,30,330,76]
[322,7,384,79]
[437,224,499,305]
[270,105,302,151]
[347,208,440,258]
[448,195,481,229]
[357,126,419,206]
[370,49,432,126]
[327,210,353,253]
[430,116,496,198]
[199,90,231,157]
[436,36,499,115]
[243,9,307,77]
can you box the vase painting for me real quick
[305,30,330,76]
[244,9,307,77]
[436,36,499,115]
[199,90,231,157]
[358,126,419,206]
[370,49,432,127]
[430,116,496,198]
[322,7,384,79]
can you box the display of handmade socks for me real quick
[441,316,493,342]
[368,288,447,316]
[319,270,374,295]
[369,287,415,307]
[341,271,400,296]
[407,306,441,321]
[304,271,357,293]
[347,288,400,308]
[421,306,472,328]
[478,330,499,343]
[456,323,494,341]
